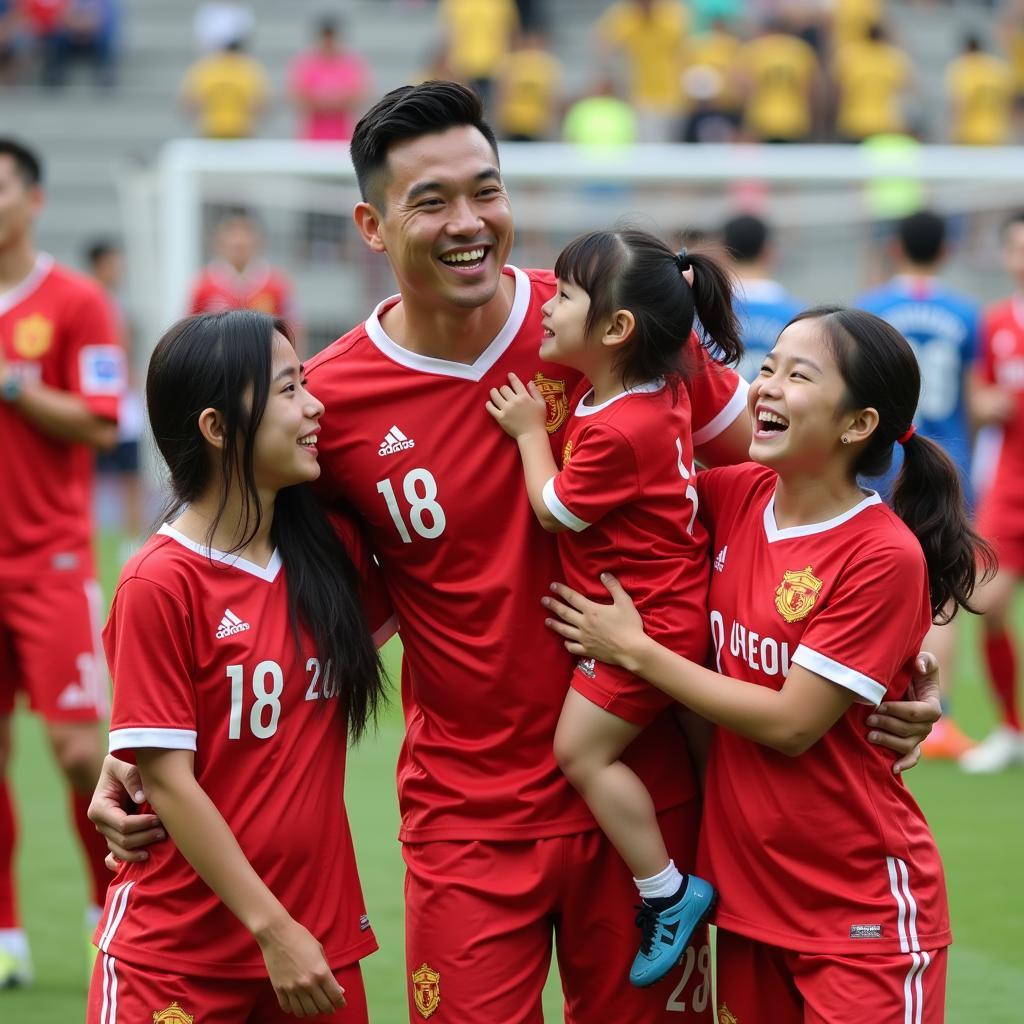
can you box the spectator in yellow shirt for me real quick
[180,39,269,139]
[438,0,519,110]
[832,0,882,49]
[833,24,912,143]
[740,22,822,143]
[597,0,689,141]
[494,29,563,141]
[682,19,743,142]
[946,35,1015,145]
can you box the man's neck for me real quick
[380,274,516,365]
[0,240,38,293]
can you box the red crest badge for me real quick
[411,962,441,1019]
[775,565,823,623]
[718,1003,739,1024]
[533,372,568,434]
[13,313,53,359]
[152,1001,194,1024]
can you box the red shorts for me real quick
[0,578,108,722]
[403,800,711,1024]
[571,657,673,727]
[976,496,1024,574]
[86,952,368,1023]
[716,929,948,1024]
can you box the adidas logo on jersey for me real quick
[378,425,416,456]
[714,546,728,573]
[216,608,251,639]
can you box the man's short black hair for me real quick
[898,210,945,265]
[722,214,769,263]
[85,238,120,268]
[1001,210,1024,239]
[349,81,500,208]
[0,138,43,188]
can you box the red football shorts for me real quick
[570,657,674,726]
[402,800,712,1024]
[0,578,108,722]
[976,495,1024,574]
[716,928,948,1024]
[87,952,368,1023]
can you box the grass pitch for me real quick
[4,537,1023,1022]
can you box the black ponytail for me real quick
[553,228,743,396]
[147,311,387,742]
[788,305,995,622]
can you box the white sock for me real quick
[0,928,30,957]
[634,860,684,901]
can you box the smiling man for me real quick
[89,83,941,1024]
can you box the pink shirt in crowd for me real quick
[288,50,370,140]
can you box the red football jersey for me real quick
[976,297,1024,508]
[306,266,748,843]
[0,255,123,582]
[695,464,950,955]
[188,260,297,323]
[95,520,396,976]
[545,380,710,663]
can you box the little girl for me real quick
[87,311,393,1022]
[487,227,743,986]
[544,306,993,1022]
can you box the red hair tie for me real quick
[897,425,916,445]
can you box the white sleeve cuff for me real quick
[791,645,887,706]
[691,376,749,447]
[109,727,198,753]
[542,476,590,532]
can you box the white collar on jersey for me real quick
[573,378,666,417]
[157,523,283,582]
[363,265,531,382]
[0,252,54,317]
[762,488,882,543]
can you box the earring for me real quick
[841,434,850,445]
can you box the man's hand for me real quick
[486,373,549,439]
[866,653,942,774]
[87,754,166,867]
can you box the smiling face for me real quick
[748,317,860,474]
[251,332,325,492]
[538,277,597,369]
[355,124,514,312]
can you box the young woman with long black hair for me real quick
[87,310,392,1022]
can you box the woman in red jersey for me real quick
[543,306,992,1024]
[87,310,392,1022]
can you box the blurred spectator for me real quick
[681,19,743,143]
[1001,0,1024,113]
[832,23,912,143]
[188,208,303,351]
[946,34,1014,146]
[437,0,519,111]
[831,0,882,49]
[690,0,743,34]
[193,1,252,54]
[31,0,118,87]
[563,75,638,152]
[597,0,689,142]
[288,15,370,142]
[84,239,143,539]
[494,28,562,141]
[720,214,803,382]
[180,38,269,139]
[740,20,822,142]
[0,0,25,84]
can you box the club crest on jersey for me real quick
[248,291,275,313]
[533,372,568,434]
[13,313,53,358]
[577,657,596,679]
[718,1004,739,1024]
[411,963,440,1019]
[152,1001,194,1024]
[774,566,823,623]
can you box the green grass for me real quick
[5,535,1024,1022]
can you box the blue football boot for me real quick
[629,876,716,988]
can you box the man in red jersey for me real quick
[963,210,1024,773]
[187,207,302,348]
[90,84,939,1023]
[0,138,125,987]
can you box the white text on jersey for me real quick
[379,424,416,456]
[710,609,792,678]
[216,608,251,639]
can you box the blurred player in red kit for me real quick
[0,137,125,986]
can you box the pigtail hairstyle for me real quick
[147,311,386,742]
[553,228,742,398]
[788,305,995,622]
